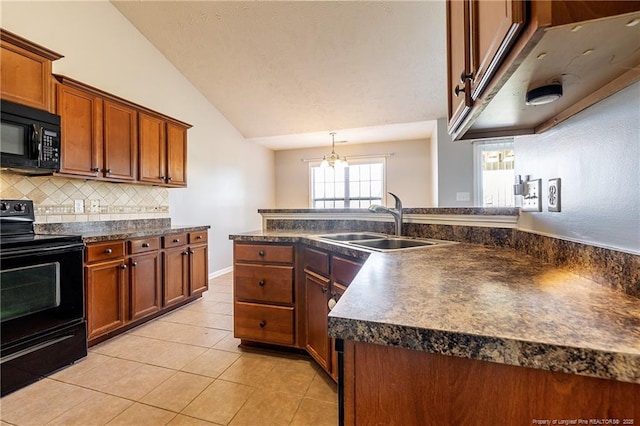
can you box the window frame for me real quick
[472,138,515,207]
[308,157,387,208]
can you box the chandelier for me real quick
[320,132,348,169]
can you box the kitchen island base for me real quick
[340,340,639,426]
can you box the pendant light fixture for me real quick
[320,132,348,169]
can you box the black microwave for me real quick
[0,99,61,174]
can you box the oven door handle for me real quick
[0,242,84,258]
[0,334,75,365]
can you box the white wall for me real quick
[274,139,435,208]
[515,82,640,254]
[1,1,275,274]
[435,117,475,206]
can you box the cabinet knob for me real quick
[173,238,180,243]
[167,177,173,181]
[188,250,194,255]
[105,248,113,254]
[131,261,138,267]
[259,320,266,328]
[161,176,166,181]
[196,235,203,240]
[105,169,112,174]
[142,242,150,248]
[459,71,474,83]
[258,250,265,257]
[328,298,337,311]
[322,286,328,294]
[454,85,466,97]
[258,280,265,287]
[182,251,189,256]
[120,264,127,270]
[91,167,100,172]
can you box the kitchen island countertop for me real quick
[230,230,640,384]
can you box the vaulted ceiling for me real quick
[112,1,447,149]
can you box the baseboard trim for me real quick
[209,266,233,279]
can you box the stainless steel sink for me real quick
[318,232,387,242]
[350,238,437,250]
[318,233,456,252]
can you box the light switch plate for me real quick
[521,179,542,212]
[548,178,561,212]
[74,200,84,214]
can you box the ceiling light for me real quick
[525,83,563,106]
[320,132,348,169]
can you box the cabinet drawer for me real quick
[128,237,160,254]
[234,302,294,345]
[303,247,329,276]
[235,264,293,304]
[86,241,125,263]
[163,233,187,248]
[189,231,208,244]
[332,256,363,287]
[234,243,294,264]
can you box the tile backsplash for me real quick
[0,172,169,223]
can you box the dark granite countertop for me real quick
[258,207,519,215]
[229,230,640,384]
[79,225,209,243]
[36,219,209,243]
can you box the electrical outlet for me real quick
[548,178,561,212]
[87,199,100,213]
[74,200,84,214]
[521,179,542,212]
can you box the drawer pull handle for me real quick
[196,235,203,240]
[105,248,113,254]
[142,243,150,248]
[173,238,180,243]
[258,280,265,287]
[258,250,265,257]
[259,320,266,328]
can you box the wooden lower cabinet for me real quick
[85,258,127,340]
[341,340,640,425]
[129,251,161,321]
[234,302,295,345]
[162,246,188,307]
[85,231,208,345]
[305,271,331,371]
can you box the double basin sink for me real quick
[318,232,456,252]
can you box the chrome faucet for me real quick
[368,192,403,236]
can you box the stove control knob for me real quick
[0,202,8,211]
[14,204,25,212]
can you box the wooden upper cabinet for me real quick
[103,100,137,182]
[447,0,640,140]
[469,0,525,100]
[447,0,473,133]
[56,83,103,177]
[166,122,188,187]
[0,29,62,112]
[138,112,167,185]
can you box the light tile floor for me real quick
[0,274,338,426]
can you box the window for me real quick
[311,160,385,208]
[473,139,515,207]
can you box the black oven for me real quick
[0,200,87,396]
[0,99,61,174]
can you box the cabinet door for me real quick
[0,39,54,111]
[138,112,167,185]
[163,247,188,307]
[305,271,331,372]
[470,0,525,99]
[166,122,187,187]
[447,0,473,132]
[130,252,162,321]
[85,259,127,340]
[188,244,209,296]
[103,100,137,181]
[56,84,103,177]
